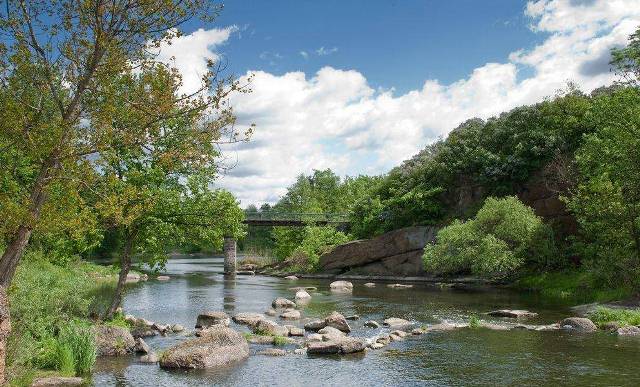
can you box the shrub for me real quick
[424,196,557,279]
[58,322,97,375]
[468,315,481,329]
[294,226,350,269]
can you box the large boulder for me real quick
[295,290,311,300]
[617,326,640,336]
[93,325,135,356]
[560,317,598,332]
[325,311,351,333]
[159,326,249,369]
[318,226,437,275]
[195,311,230,328]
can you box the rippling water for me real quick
[92,256,640,386]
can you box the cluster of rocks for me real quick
[124,314,185,337]
[125,272,170,283]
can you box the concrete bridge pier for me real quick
[223,237,237,275]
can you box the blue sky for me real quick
[207,0,543,93]
[159,0,640,206]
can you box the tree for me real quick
[0,0,252,286]
[567,87,640,288]
[611,27,640,86]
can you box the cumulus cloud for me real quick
[161,1,640,206]
[154,26,237,94]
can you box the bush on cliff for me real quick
[423,197,557,279]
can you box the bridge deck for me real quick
[243,212,349,227]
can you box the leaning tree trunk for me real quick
[0,156,57,287]
[104,235,135,320]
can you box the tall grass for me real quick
[588,307,640,327]
[58,323,97,375]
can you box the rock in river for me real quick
[134,337,150,354]
[284,275,299,280]
[160,325,249,369]
[252,319,289,337]
[280,309,301,320]
[304,319,327,331]
[272,297,296,308]
[93,325,135,356]
[329,281,353,292]
[232,312,265,327]
[364,282,376,287]
[617,326,640,336]
[364,320,380,328]
[383,317,412,328]
[258,348,287,356]
[295,290,311,300]
[325,311,351,333]
[488,309,538,319]
[307,337,366,355]
[560,317,598,332]
[196,311,230,328]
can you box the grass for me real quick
[6,250,111,385]
[244,331,288,346]
[468,315,481,329]
[272,335,288,346]
[515,270,633,304]
[588,307,640,327]
[105,312,132,328]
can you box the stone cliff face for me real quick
[317,226,438,276]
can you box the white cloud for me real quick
[300,50,309,59]
[154,26,237,94]
[315,46,338,56]
[162,1,640,206]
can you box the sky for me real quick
[156,0,640,207]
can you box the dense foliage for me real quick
[424,197,556,279]
[243,169,379,262]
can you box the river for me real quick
[92,256,640,386]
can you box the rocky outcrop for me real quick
[93,325,136,356]
[318,227,437,276]
[159,326,249,369]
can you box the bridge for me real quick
[223,211,350,275]
[242,211,350,227]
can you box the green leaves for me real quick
[423,197,557,279]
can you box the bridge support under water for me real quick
[223,237,237,275]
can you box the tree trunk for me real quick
[0,156,56,287]
[104,234,135,320]
[0,286,10,385]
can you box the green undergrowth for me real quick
[515,270,633,304]
[588,307,640,327]
[6,249,115,386]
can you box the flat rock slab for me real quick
[387,284,414,289]
[31,377,84,387]
[232,313,265,327]
[364,283,376,287]
[258,348,287,356]
[156,275,170,281]
[383,317,412,328]
[160,326,249,369]
[196,311,230,328]
[488,310,538,319]
[307,337,366,355]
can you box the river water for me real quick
[92,256,640,386]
